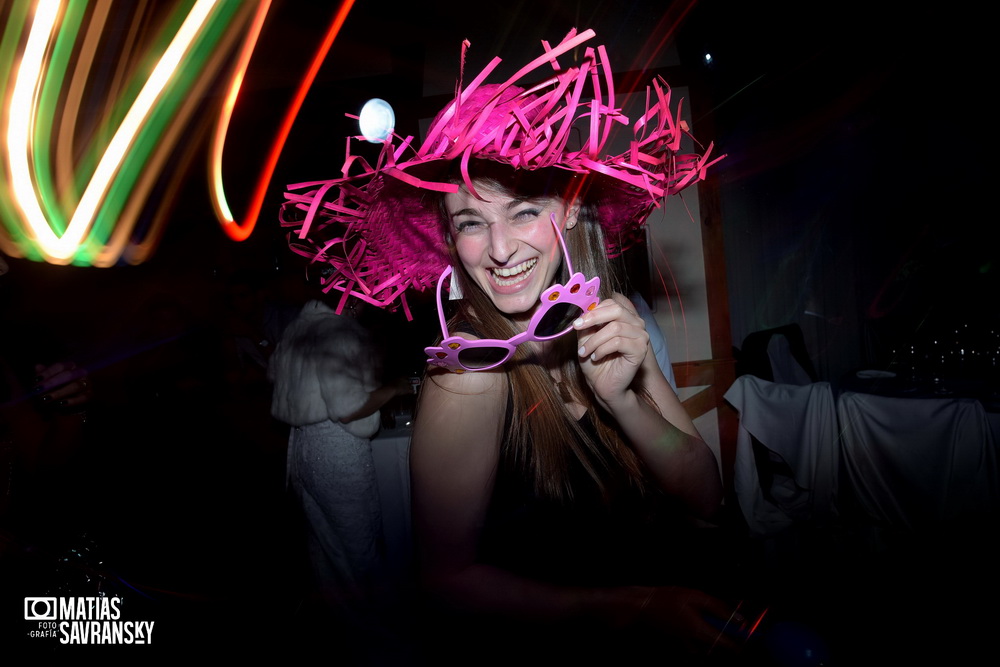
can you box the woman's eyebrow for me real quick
[450,198,550,218]
[506,197,549,210]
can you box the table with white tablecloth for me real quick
[837,391,999,529]
[725,374,1000,538]
[370,425,413,585]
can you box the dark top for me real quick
[416,361,736,666]
[478,398,701,588]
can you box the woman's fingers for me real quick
[571,296,651,407]
[574,297,647,361]
[35,361,81,386]
[33,362,92,406]
[578,322,647,362]
[44,377,92,405]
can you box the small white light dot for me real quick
[359,98,395,143]
[704,52,713,64]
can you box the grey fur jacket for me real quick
[268,300,381,438]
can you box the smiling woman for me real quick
[410,140,730,667]
[279,29,729,665]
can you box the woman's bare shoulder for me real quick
[412,366,507,456]
[416,367,506,430]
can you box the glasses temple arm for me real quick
[435,265,453,336]
[550,213,574,275]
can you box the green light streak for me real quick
[33,0,87,236]
[86,0,240,264]
[0,1,37,257]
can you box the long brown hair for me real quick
[429,161,652,504]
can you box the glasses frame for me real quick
[424,213,601,373]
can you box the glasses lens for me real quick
[457,346,510,369]
[534,302,582,338]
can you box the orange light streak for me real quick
[53,0,111,208]
[210,0,356,242]
[210,0,272,233]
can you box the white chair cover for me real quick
[837,391,999,529]
[724,375,840,537]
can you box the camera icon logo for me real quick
[24,597,58,621]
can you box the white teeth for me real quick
[490,259,536,286]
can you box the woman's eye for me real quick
[513,208,541,221]
[455,220,483,233]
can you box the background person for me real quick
[268,298,413,664]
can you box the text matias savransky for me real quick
[28,596,155,645]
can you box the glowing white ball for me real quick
[359,98,395,143]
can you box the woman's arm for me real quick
[603,363,724,519]
[339,376,412,423]
[574,293,723,519]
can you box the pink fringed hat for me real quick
[280,28,722,319]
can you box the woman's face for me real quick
[445,183,575,325]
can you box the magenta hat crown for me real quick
[280,28,723,319]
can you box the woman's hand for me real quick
[34,361,93,412]
[573,293,649,410]
[634,585,744,658]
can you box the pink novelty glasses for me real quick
[424,214,601,373]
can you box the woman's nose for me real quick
[487,222,517,265]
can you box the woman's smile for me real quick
[489,258,537,288]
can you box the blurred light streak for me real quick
[0,1,31,259]
[97,2,252,266]
[209,0,357,242]
[209,0,273,236]
[4,0,65,255]
[52,0,110,213]
[0,0,361,266]
[32,0,86,234]
[1,0,296,267]
[8,1,200,261]
[0,0,378,268]
[7,0,224,263]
